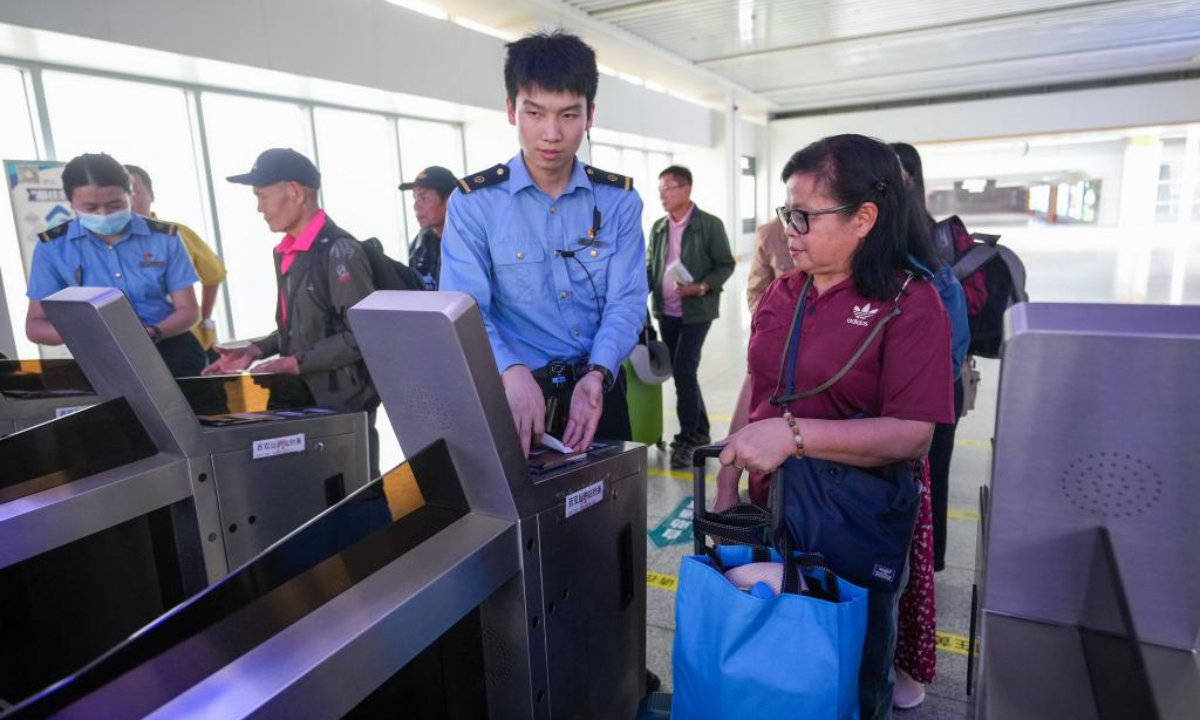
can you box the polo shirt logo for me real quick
[847,303,879,327]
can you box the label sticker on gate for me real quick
[55,404,92,418]
[565,481,605,518]
[252,433,306,460]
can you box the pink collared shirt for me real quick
[661,203,694,318]
[276,210,327,325]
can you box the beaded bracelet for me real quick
[782,410,805,458]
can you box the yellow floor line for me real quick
[646,572,973,656]
[955,438,991,449]
[948,508,982,522]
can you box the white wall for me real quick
[0,0,718,149]
[767,79,1200,209]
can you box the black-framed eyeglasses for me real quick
[775,202,858,235]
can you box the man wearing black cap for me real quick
[202,147,380,475]
[399,165,456,290]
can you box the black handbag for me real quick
[767,275,922,593]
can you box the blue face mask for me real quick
[77,209,132,236]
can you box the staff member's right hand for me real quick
[502,364,545,458]
[201,344,262,375]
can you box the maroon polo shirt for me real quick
[745,271,954,504]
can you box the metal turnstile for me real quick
[0,359,95,437]
[1,290,649,720]
[973,303,1200,720]
[0,287,370,709]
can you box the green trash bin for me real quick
[623,359,664,450]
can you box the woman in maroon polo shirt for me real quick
[713,134,954,720]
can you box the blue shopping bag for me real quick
[672,544,868,720]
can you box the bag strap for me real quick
[952,243,1000,281]
[770,273,913,406]
[692,503,772,548]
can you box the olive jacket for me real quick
[252,216,378,412]
[647,204,736,324]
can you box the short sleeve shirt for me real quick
[26,215,199,327]
[747,272,955,426]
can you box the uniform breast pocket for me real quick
[490,241,546,304]
[572,239,616,295]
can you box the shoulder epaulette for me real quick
[585,165,633,191]
[38,222,70,243]
[144,217,179,236]
[457,164,510,194]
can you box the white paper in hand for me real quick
[539,433,574,453]
[666,260,694,284]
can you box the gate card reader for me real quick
[0,359,95,437]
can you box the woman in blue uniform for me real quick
[25,153,205,377]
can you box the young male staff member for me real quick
[440,31,648,457]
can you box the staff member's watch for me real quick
[147,324,164,343]
[584,363,616,393]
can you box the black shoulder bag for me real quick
[766,275,923,593]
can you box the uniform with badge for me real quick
[27,214,205,376]
[439,152,648,439]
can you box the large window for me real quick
[396,118,464,249]
[0,62,466,359]
[0,66,40,359]
[201,92,312,340]
[315,108,405,257]
[592,143,671,237]
[43,72,209,233]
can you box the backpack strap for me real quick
[953,244,1000,282]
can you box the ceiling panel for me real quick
[558,0,1200,112]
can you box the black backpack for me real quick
[307,235,426,334]
[359,237,427,291]
[937,221,1029,359]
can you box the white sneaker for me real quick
[893,667,926,710]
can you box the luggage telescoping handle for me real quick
[692,444,726,554]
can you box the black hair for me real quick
[62,153,131,201]
[432,185,453,202]
[658,165,692,186]
[123,164,154,198]
[504,31,599,118]
[780,134,940,300]
[889,142,934,226]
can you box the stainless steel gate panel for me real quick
[985,303,1200,651]
[210,423,365,569]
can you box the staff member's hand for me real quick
[502,364,545,458]
[253,356,300,375]
[202,344,262,375]
[563,371,604,453]
[719,417,795,475]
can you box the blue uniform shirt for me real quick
[27,215,200,326]
[440,152,649,374]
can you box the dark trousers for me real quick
[658,315,711,443]
[366,407,381,480]
[156,333,207,378]
[596,368,632,442]
[928,377,965,571]
[859,563,909,720]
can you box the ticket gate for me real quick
[0,287,369,708]
[0,359,95,437]
[0,290,649,719]
[973,303,1200,719]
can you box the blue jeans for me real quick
[859,562,910,720]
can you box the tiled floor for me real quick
[642,260,1001,719]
